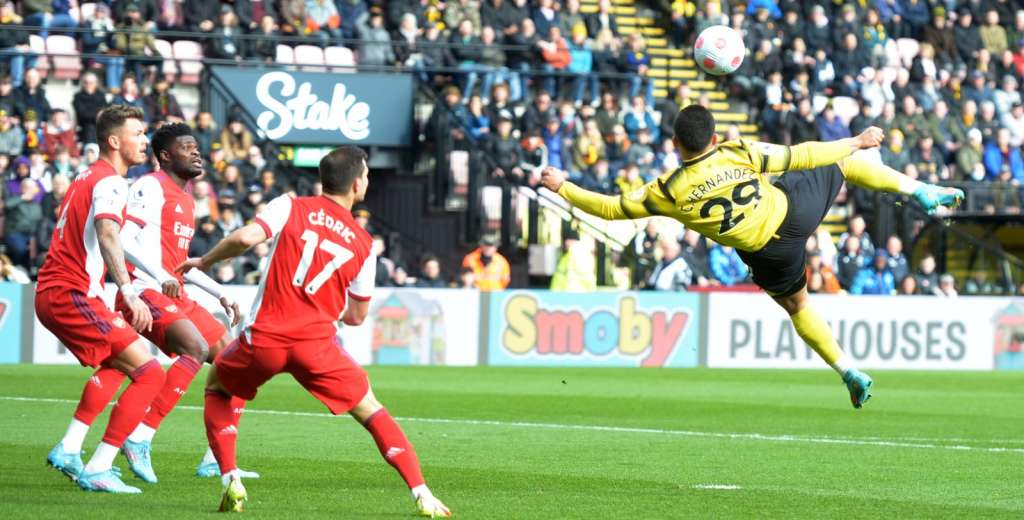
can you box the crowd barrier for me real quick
[5,283,1022,371]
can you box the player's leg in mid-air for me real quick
[203,337,451,516]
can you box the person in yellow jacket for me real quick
[541,104,965,409]
[461,236,510,291]
[550,230,596,292]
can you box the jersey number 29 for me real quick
[699,179,761,234]
[292,230,355,295]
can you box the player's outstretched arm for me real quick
[176,222,269,275]
[764,127,885,173]
[540,166,651,220]
[120,220,181,298]
[97,217,153,332]
[183,268,241,326]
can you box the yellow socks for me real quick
[790,306,850,376]
[838,153,923,195]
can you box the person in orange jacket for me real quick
[538,26,571,97]
[461,235,511,291]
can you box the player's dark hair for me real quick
[151,122,194,162]
[319,145,368,195]
[673,104,716,153]
[96,105,145,152]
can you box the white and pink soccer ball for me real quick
[693,25,746,76]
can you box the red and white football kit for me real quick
[35,159,140,367]
[114,171,225,351]
[214,194,375,414]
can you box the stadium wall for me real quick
[9,283,1024,371]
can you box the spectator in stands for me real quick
[394,14,427,81]
[897,275,919,295]
[709,243,748,286]
[964,71,995,108]
[206,6,247,62]
[22,110,42,154]
[572,119,603,174]
[676,229,712,288]
[214,262,240,285]
[185,0,220,33]
[922,6,956,66]
[625,127,656,180]
[838,215,875,257]
[248,15,280,63]
[850,250,896,295]
[482,0,516,36]
[477,26,509,105]
[550,229,597,292]
[882,236,910,282]
[238,184,263,223]
[958,128,987,180]
[976,101,1001,142]
[0,3,29,89]
[487,115,523,183]
[521,90,555,136]
[465,95,491,141]
[816,104,851,141]
[623,95,658,143]
[143,77,184,123]
[17,69,50,123]
[880,129,910,173]
[937,273,959,297]
[541,116,570,172]
[79,4,121,88]
[238,146,267,185]
[71,73,107,145]
[40,170,67,222]
[614,162,642,195]
[580,158,614,194]
[78,143,98,173]
[415,256,447,288]
[220,116,253,163]
[914,254,941,295]
[648,238,692,291]
[587,0,618,38]
[785,98,819,144]
[925,100,957,154]
[449,19,484,98]
[964,271,999,295]
[894,96,926,148]
[981,9,1009,56]
[911,134,948,181]
[836,235,867,290]
[567,26,597,108]
[4,177,43,269]
[306,0,342,46]
[258,169,281,199]
[1004,102,1024,147]
[622,33,654,107]
[113,4,162,85]
[370,235,394,286]
[41,109,76,161]
[110,76,144,113]
[22,0,76,38]
[358,8,395,68]
[0,253,29,283]
[984,127,1024,180]
[462,235,510,290]
[805,251,841,294]
[538,26,571,98]
[0,109,22,156]
[505,18,539,103]
[192,111,216,158]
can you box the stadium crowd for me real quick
[0,0,1021,295]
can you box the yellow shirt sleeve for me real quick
[558,179,676,220]
[747,139,854,174]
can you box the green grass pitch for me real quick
[0,365,1021,518]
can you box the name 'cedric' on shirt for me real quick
[307,209,357,243]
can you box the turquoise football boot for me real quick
[913,185,965,215]
[842,369,873,409]
[78,469,142,494]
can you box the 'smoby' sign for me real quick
[211,67,413,146]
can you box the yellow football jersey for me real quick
[558,139,855,252]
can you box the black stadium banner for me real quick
[211,67,413,147]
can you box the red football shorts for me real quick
[35,287,140,368]
[115,289,227,356]
[214,336,369,415]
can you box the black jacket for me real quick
[73,89,108,144]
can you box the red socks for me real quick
[363,409,425,489]
[73,366,126,425]
[101,359,165,447]
[205,389,238,474]
[141,355,202,430]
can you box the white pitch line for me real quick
[692,484,742,490]
[2,395,1023,455]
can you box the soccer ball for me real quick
[694,25,746,76]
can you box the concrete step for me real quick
[650,48,685,58]
[648,68,699,79]
[652,57,695,68]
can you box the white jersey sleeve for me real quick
[253,194,293,238]
[125,176,163,228]
[92,175,129,224]
[348,253,376,302]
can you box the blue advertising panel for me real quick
[211,67,413,146]
[487,291,700,367]
[0,282,23,363]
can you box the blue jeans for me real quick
[507,62,530,102]
[4,231,32,270]
[542,64,562,98]
[458,62,482,98]
[0,47,25,87]
[629,75,655,107]
[101,56,126,89]
[572,73,600,105]
[24,12,77,38]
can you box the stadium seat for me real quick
[79,3,96,22]
[293,45,326,72]
[896,38,920,68]
[46,35,82,80]
[29,35,50,78]
[154,39,177,81]
[275,45,295,66]
[173,40,204,85]
[324,46,356,73]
